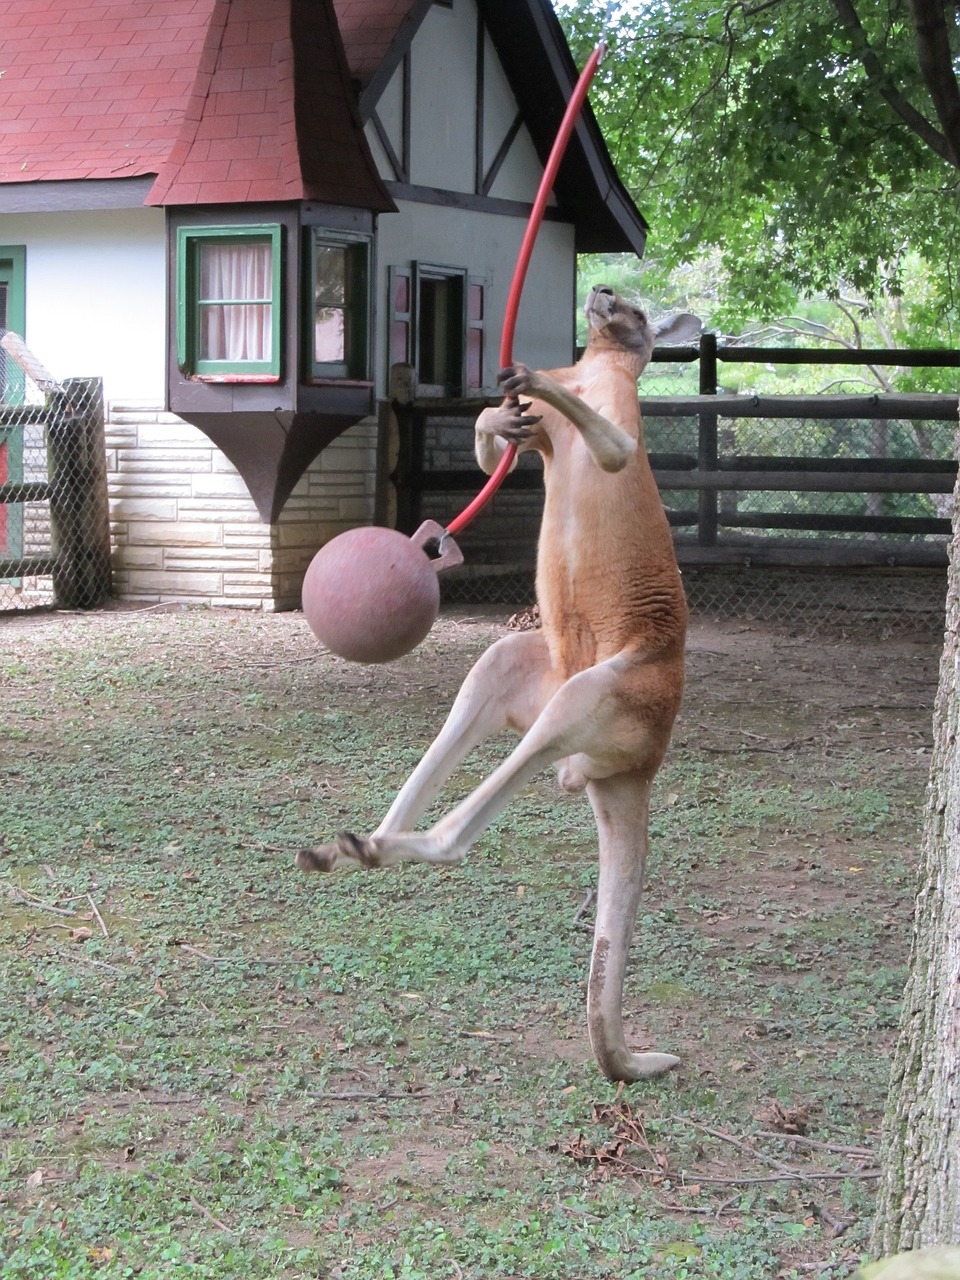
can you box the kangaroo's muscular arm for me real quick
[474,397,543,476]
[501,364,637,473]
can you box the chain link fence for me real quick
[0,332,110,612]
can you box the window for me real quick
[308,231,371,380]
[176,225,282,379]
[388,263,484,396]
[0,246,26,404]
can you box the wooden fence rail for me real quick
[385,339,959,572]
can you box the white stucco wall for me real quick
[409,1,479,193]
[375,202,576,386]
[0,208,166,404]
[368,0,578,391]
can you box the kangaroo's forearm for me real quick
[535,381,637,472]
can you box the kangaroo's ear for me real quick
[652,313,702,345]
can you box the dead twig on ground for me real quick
[755,1130,875,1158]
[572,887,596,928]
[8,885,78,916]
[86,893,109,938]
[189,1195,231,1232]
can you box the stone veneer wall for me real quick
[105,403,378,611]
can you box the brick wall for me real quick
[105,404,378,610]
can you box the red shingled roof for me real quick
[0,0,411,197]
[0,0,212,182]
[148,0,394,207]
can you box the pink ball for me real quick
[302,526,440,663]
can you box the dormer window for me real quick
[176,225,283,381]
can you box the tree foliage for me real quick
[556,0,960,329]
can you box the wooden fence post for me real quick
[697,333,719,547]
[46,377,111,608]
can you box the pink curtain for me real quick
[199,243,272,362]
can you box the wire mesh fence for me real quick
[441,559,948,636]
[414,342,960,636]
[0,332,110,612]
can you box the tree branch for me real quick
[830,0,957,167]
[907,0,960,166]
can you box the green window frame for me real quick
[0,245,27,405]
[307,230,371,381]
[176,225,282,380]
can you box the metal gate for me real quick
[0,332,111,612]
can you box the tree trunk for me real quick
[872,417,960,1253]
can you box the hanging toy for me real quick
[302,41,606,663]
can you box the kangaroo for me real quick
[297,285,701,1083]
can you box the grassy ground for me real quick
[0,604,939,1279]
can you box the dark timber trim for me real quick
[474,7,485,194]
[402,50,412,180]
[358,0,434,120]
[481,112,524,197]
[370,109,406,183]
[383,181,567,220]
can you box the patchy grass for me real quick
[0,604,938,1278]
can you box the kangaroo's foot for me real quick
[602,1049,681,1083]
[295,831,378,873]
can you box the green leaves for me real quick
[556,0,960,323]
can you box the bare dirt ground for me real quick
[0,600,944,1278]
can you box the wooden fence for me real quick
[382,341,960,572]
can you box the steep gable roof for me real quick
[335,0,430,91]
[480,0,649,254]
[331,0,648,255]
[147,0,394,207]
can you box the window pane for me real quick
[315,245,346,306]
[390,320,409,367]
[200,305,273,362]
[419,277,450,385]
[314,245,348,362]
[315,308,346,362]
[198,241,272,362]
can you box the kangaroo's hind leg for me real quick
[586,769,680,1082]
[297,629,557,871]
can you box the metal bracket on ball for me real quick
[409,520,464,575]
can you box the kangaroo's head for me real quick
[584,285,701,372]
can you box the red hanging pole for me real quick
[444,41,606,539]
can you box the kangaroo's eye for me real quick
[633,308,646,322]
